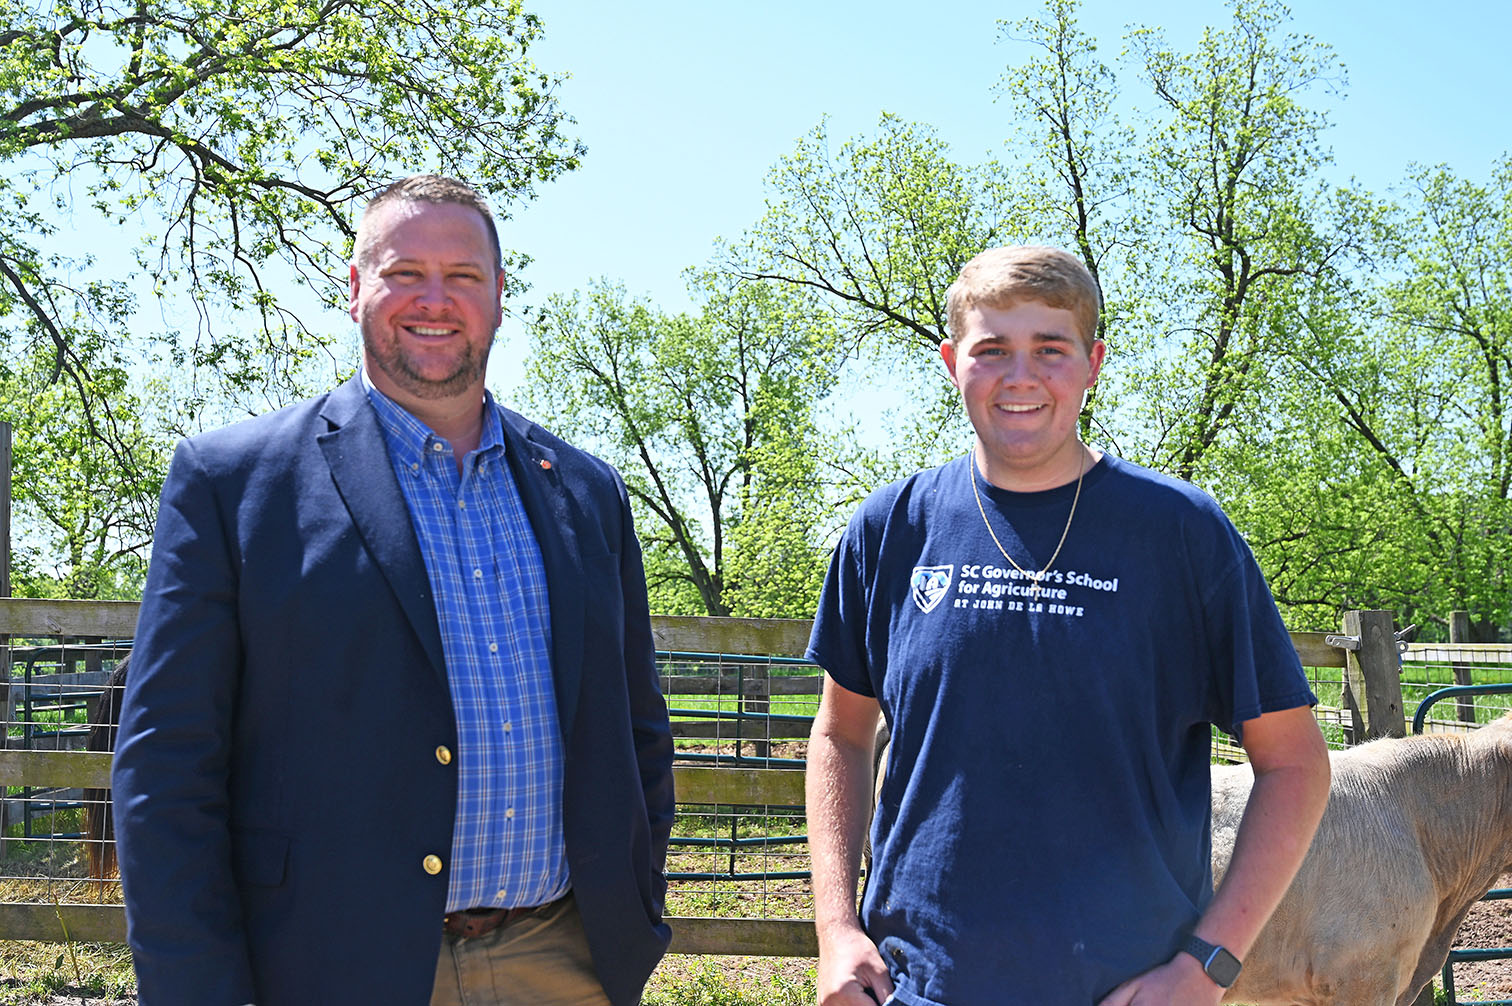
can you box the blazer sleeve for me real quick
[615,470,676,883]
[111,438,257,1003]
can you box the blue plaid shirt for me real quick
[364,374,569,912]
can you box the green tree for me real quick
[735,114,1012,358]
[993,0,1146,447]
[1117,0,1358,481]
[521,275,838,617]
[1286,160,1512,636]
[1,336,164,598]
[0,0,581,594]
[994,0,1139,334]
[731,114,1024,485]
[1172,159,1512,639]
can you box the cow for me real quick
[1213,715,1512,1005]
[865,716,1512,1005]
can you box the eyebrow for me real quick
[975,329,1078,344]
[380,256,489,271]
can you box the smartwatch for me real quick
[1182,934,1242,988]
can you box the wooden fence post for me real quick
[1450,610,1477,724]
[1341,609,1406,741]
[738,665,771,761]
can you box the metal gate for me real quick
[1414,684,1512,1006]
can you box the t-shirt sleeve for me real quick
[806,513,877,698]
[1203,520,1318,736]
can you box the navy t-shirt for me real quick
[807,453,1315,1006]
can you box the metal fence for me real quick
[661,651,819,924]
[1,641,128,910]
[0,606,824,955]
[1412,677,1512,1006]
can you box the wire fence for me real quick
[1404,644,1512,731]
[1,641,128,908]
[6,631,1512,985]
[1,644,828,922]
[661,652,820,921]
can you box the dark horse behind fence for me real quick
[83,655,130,880]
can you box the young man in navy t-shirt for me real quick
[804,246,1332,1006]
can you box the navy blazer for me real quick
[112,378,675,1005]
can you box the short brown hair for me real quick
[354,175,502,271]
[946,246,1102,348]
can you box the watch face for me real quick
[1207,947,1242,987]
[1184,935,1243,988]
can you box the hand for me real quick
[816,926,895,1006]
[1097,952,1226,1006]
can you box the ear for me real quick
[1086,339,1106,387]
[940,338,960,386]
[493,269,506,328]
[348,263,361,323]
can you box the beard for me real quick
[362,326,491,401]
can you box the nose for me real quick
[414,274,450,311]
[1000,349,1037,384]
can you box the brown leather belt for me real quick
[442,899,552,940]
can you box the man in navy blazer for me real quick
[112,176,675,1005]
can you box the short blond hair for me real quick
[946,246,1101,348]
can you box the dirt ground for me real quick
[1450,876,1512,1002]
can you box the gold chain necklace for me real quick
[968,443,1088,597]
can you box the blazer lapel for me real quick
[316,379,448,682]
[499,412,586,744]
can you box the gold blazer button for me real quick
[423,855,443,876]
[435,745,452,765]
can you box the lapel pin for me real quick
[538,458,552,470]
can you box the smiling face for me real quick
[940,299,1105,491]
[348,199,504,410]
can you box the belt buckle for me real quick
[443,906,511,940]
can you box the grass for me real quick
[665,803,814,921]
[0,812,126,1003]
[645,955,815,1006]
[0,832,130,1006]
[0,942,135,1006]
[0,946,817,1006]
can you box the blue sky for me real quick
[63,1,1501,403]
[489,0,1509,391]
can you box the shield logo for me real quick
[910,564,954,613]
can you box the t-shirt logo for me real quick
[910,564,954,613]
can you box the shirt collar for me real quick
[360,366,505,465]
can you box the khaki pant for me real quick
[431,894,612,1006]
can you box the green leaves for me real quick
[692,0,1510,636]
[1113,0,1348,480]
[4,0,584,380]
[1,329,164,599]
[736,114,1016,356]
[522,275,838,617]
[1,0,581,596]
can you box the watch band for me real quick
[1182,934,1242,988]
